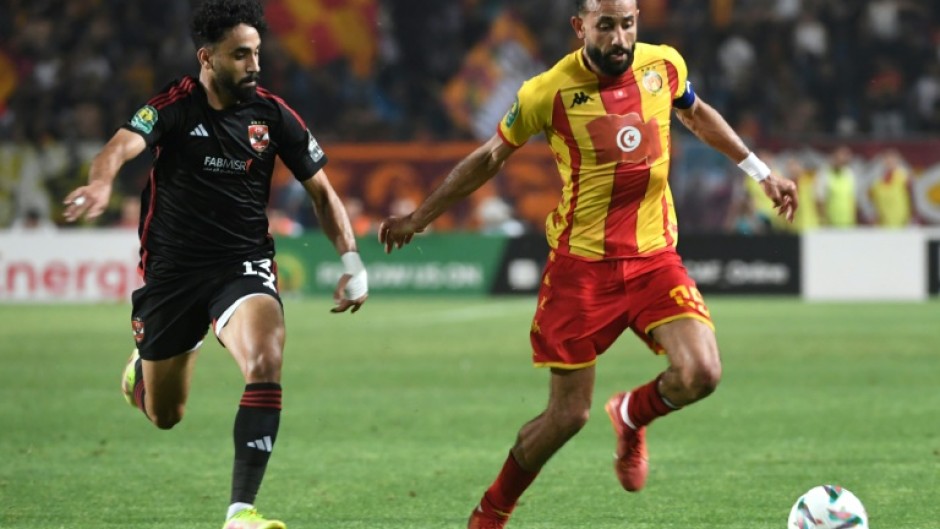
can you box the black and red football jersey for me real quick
[122,76,327,273]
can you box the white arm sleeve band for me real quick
[738,152,771,182]
[340,252,368,299]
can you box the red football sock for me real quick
[480,451,538,516]
[626,375,678,429]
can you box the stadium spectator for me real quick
[783,156,821,233]
[1,0,938,231]
[869,149,916,227]
[2,0,937,145]
[344,197,377,237]
[378,1,797,527]
[816,146,859,227]
[60,2,368,528]
[865,57,907,137]
[913,62,940,131]
[9,206,56,233]
[475,195,526,237]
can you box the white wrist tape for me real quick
[738,152,771,182]
[340,252,368,299]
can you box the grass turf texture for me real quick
[1,297,938,528]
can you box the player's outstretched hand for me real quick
[63,181,113,223]
[378,215,424,254]
[760,175,799,223]
[331,273,367,314]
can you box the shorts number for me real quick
[669,284,709,317]
[242,259,276,292]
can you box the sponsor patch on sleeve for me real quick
[307,130,324,162]
[130,105,158,134]
[504,97,520,128]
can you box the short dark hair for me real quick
[576,0,638,14]
[190,0,267,48]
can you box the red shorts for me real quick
[530,250,713,369]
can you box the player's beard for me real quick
[585,43,634,77]
[217,70,259,103]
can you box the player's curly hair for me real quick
[190,0,268,48]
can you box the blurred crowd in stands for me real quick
[1,0,939,233]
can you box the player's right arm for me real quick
[378,135,517,253]
[63,129,147,222]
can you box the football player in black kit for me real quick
[62,1,366,528]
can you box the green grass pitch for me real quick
[1,297,938,528]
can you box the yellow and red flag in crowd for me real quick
[442,10,544,140]
[265,0,378,78]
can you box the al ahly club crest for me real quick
[132,317,145,343]
[248,124,270,152]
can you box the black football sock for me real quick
[230,382,282,504]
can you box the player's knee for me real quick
[554,405,591,435]
[684,359,721,399]
[571,407,591,431]
[244,346,283,381]
[150,407,184,430]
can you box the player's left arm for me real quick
[300,170,367,313]
[675,98,797,222]
[274,94,366,313]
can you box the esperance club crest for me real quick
[248,124,270,152]
[642,70,664,95]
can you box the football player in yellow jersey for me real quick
[380,1,797,527]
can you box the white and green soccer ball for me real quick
[788,485,868,529]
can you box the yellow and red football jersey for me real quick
[498,43,691,260]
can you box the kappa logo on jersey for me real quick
[130,105,158,134]
[131,317,145,343]
[570,91,594,108]
[189,123,209,137]
[248,124,270,152]
[585,112,663,165]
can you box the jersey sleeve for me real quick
[659,45,696,109]
[497,75,551,147]
[121,80,187,147]
[122,100,181,147]
[274,100,328,181]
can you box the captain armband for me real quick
[673,81,697,110]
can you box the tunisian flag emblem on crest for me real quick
[248,124,270,152]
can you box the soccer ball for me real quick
[787,485,868,528]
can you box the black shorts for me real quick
[131,257,283,361]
